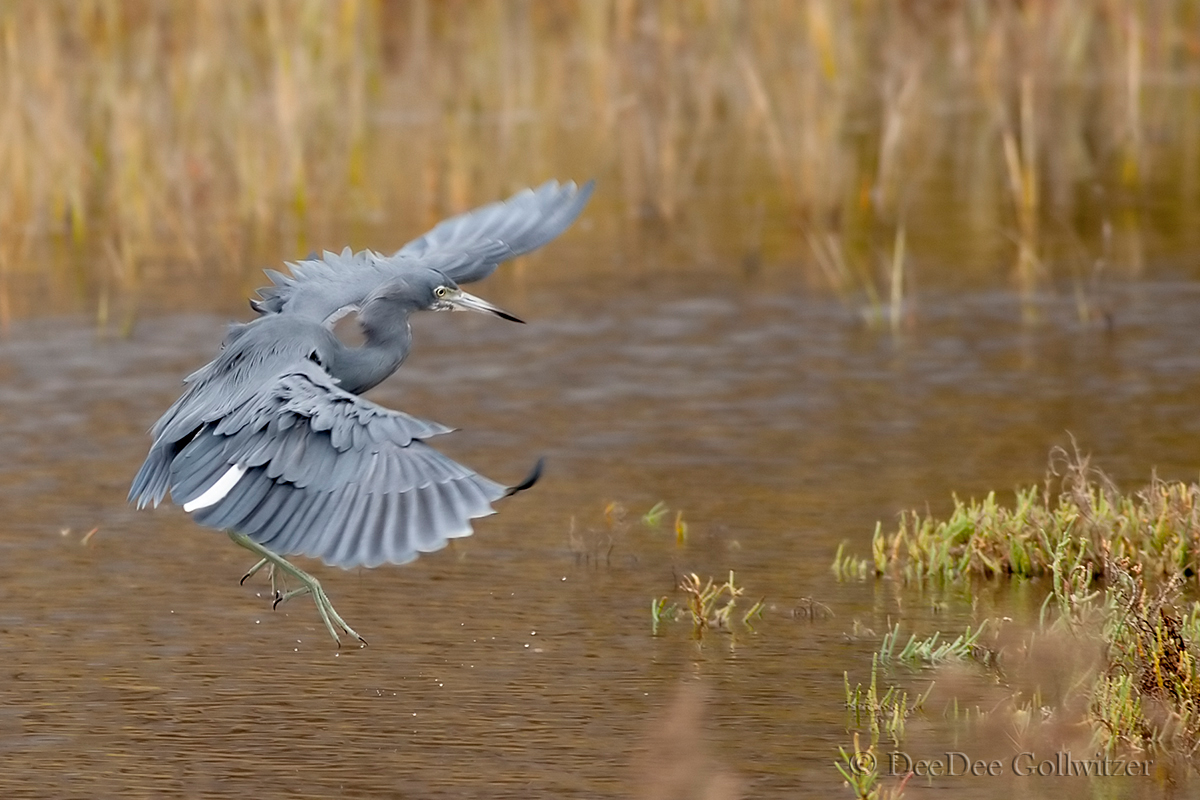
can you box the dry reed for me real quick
[1,1,1199,321]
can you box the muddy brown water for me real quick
[2,256,1200,798]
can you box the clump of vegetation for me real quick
[845,655,934,747]
[877,622,994,669]
[835,731,911,800]
[835,448,1200,791]
[641,501,689,545]
[569,500,690,567]
[1073,553,1200,754]
[837,653,930,799]
[966,547,1200,758]
[833,446,1200,584]
[652,571,764,639]
[572,502,764,639]
[838,560,1200,794]
[836,625,986,797]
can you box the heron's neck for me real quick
[328,319,411,395]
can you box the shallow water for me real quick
[3,255,1200,797]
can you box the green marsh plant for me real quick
[834,446,1200,586]
[845,654,934,747]
[836,446,1200,770]
[877,622,993,669]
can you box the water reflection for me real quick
[1,271,1198,797]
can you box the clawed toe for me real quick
[240,557,269,586]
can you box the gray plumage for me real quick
[130,181,591,577]
[250,180,594,323]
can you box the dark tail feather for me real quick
[504,457,544,497]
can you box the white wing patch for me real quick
[183,465,247,513]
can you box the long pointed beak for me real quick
[447,289,524,323]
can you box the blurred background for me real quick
[3,2,1200,799]
[3,0,1199,324]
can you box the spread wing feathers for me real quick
[250,179,593,322]
[132,315,454,504]
[394,179,595,281]
[129,359,508,569]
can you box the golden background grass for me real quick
[1,0,1199,325]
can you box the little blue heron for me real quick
[130,180,593,645]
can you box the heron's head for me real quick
[364,271,523,324]
[426,273,523,323]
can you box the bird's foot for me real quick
[241,559,288,605]
[229,532,367,647]
[272,580,366,647]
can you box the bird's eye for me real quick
[434,286,449,298]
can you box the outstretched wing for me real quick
[131,360,536,569]
[252,179,594,322]
[394,179,595,282]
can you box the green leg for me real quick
[228,531,367,647]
